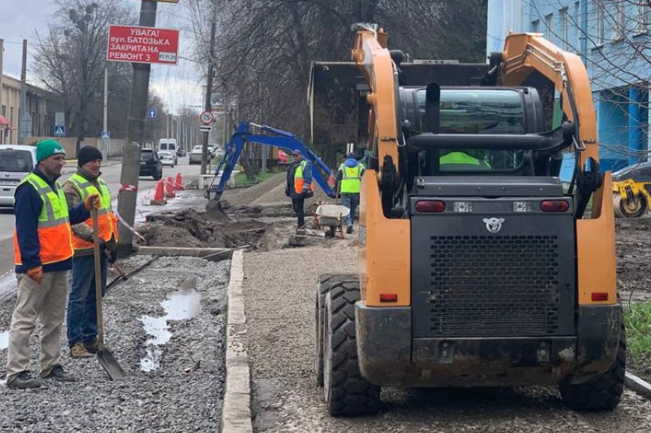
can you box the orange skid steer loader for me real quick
[313,24,624,417]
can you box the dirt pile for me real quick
[141,208,270,249]
[616,217,651,302]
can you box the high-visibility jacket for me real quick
[66,173,118,250]
[294,161,315,194]
[440,151,491,169]
[338,164,364,194]
[14,173,74,267]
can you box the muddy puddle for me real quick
[140,286,203,372]
[0,330,8,351]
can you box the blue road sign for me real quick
[54,125,65,136]
[148,109,156,118]
[101,131,110,139]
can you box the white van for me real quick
[158,138,177,154]
[0,144,38,208]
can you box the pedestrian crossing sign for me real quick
[54,125,65,136]
[101,131,110,139]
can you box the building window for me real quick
[574,1,581,50]
[560,8,569,49]
[531,19,540,33]
[545,13,554,42]
[613,0,626,40]
[637,2,650,34]
[595,1,605,46]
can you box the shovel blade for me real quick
[97,348,126,380]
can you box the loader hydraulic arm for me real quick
[207,121,336,201]
[499,33,601,215]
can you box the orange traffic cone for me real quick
[165,176,176,198]
[174,172,185,191]
[150,180,167,205]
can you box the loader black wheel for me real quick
[316,274,355,387]
[559,322,626,411]
[323,277,381,416]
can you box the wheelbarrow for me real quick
[314,204,350,239]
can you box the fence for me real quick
[25,136,125,159]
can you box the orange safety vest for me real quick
[14,173,74,267]
[294,160,315,194]
[66,173,118,250]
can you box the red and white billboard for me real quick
[107,25,179,65]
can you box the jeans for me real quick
[341,194,359,227]
[292,198,305,227]
[67,254,107,347]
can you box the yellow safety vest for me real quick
[339,164,363,194]
[14,173,74,266]
[294,161,314,194]
[66,173,118,250]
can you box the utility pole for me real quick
[18,39,29,144]
[201,0,217,175]
[117,0,157,257]
[102,66,108,158]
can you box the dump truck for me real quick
[314,24,624,416]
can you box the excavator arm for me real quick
[207,121,336,201]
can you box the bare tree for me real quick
[529,0,651,165]
[183,0,487,176]
[33,0,134,151]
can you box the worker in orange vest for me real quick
[285,149,314,229]
[63,146,119,358]
[7,139,99,390]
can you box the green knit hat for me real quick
[36,139,66,163]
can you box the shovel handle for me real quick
[92,207,105,347]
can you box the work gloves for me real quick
[84,193,101,211]
[26,266,43,284]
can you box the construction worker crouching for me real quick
[285,149,314,230]
[8,139,100,390]
[336,153,365,234]
[63,146,118,358]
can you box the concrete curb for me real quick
[625,371,651,400]
[220,250,253,433]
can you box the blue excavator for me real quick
[206,121,337,201]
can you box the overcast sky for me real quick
[1,0,202,114]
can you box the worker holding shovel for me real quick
[63,146,118,358]
[7,139,100,390]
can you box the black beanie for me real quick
[78,146,103,167]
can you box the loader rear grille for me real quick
[424,235,561,337]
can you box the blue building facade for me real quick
[487,0,650,179]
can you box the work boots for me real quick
[41,364,76,382]
[70,342,93,358]
[84,340,99,354]
[6,371,43,390]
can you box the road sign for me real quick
[199,125,212,133]
[148,109,157,118]
[54,125,65,136]
[107,25,180,65]
[101,131,110,139]
[200,111,214,125]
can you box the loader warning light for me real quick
[540,200,570,212]
[591,292,609,302]
[415,200,446,213]
[380,294,398,303]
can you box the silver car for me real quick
[0,144,38,208]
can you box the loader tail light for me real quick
[540,200,570,212]
[415,200,446,213]
[591,292,609,302]
[380,294,398,303]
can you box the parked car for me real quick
[139,148,163,180]
[158,150,177,167]
[0,144,38,208]
[189,145,206,165]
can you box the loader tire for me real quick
[559,322,626,411]
[323,277,381,417]
[316,274,355,387]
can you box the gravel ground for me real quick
[0,256,230,433]
[242,247,651,432]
